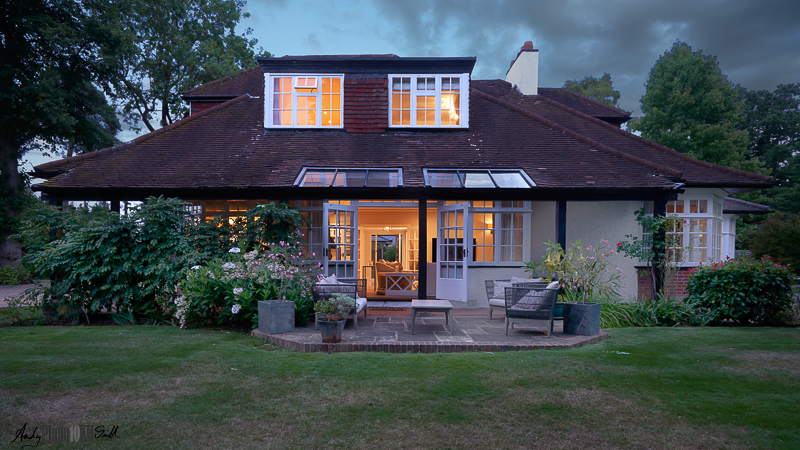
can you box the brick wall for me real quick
[343,78,388,133]
[636,266,693,300]
[190,101,224,115]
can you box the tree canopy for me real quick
[563,73,621,107]
[630,41,765,174]
[108,0,264,132]
[739,83,800,213]
[0,0,124,238]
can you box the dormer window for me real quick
[389,74,469,128]
[265,74,343,128]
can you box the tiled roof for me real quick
[34,74,773,197]
[538,88,631,120]
[723,198,771,215]
[182,66,262,98]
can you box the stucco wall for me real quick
[565,201,644,300]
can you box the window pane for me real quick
[461,172,495,188]
[428,171,462,188]
[333,170,366,187]
[491,172,530,188]
[366,170,399,187]
[301,170,336,186]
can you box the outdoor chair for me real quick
[485,279,548,319]
[504,285,559,336]
[313,277,368,330]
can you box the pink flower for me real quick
[616,243,622,249]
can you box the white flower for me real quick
[191,265,200,270]
[232,304,241,314]
[229,248,241,253]
[244,250,258,261]
[222,262,236,270]
[233,287,244,296]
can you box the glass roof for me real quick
[297,168,402,187]
[424,169,534,188]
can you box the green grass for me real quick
[1,326,798,449]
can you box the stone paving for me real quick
[252,308,608,353]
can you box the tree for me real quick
[108,0,264,132]
[739,83,800,213]
[563,73,621,107]
[0,0,123,260]
[630,41,765,174]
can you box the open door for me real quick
[323,203,358,278]
[436,203,469,301]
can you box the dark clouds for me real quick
[367,0,800,115]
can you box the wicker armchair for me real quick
[313,278,368,330]
[485,279,548,319]
[504,286,558,336]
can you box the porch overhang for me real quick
[31,185,686,203]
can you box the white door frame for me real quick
[323,203,358,278]
[436,203,469,301]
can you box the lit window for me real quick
[296,168,402,187]
[645,197,723,264]
[266,74,343,128]
[390,74,468,128]
[469,201,528,264]
[424,169,534,188]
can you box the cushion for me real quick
[488,298,506,307]
[514,290,548,310]
[511,276,543,284]
[546,280,560,290]
[319,274,338,285]
[493,281,512,299]
[355,297,367,314]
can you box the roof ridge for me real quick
[543,87,631,117]
[471,87,682,178]
[535,93,773,183]
[182,66,261,97]
[35,94,252,173]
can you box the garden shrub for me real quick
[0,265,30,285]
[748,212,800,271]
[178,237,321,328]
[26,197,198,324]
[688,256,795,325]
[598,296,717,328]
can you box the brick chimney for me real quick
[506,41,539,95]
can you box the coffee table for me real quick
[411,300,453,335]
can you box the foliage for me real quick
[617,208,686,300]
[108,0,264,132]
[746,212,800,271]
[24,197,197,324]
[739,83,800,213]
[382,244,398,262]
[313,293,357,322]
[563,73,621,107]
[178,240,321,328]
[629,41,765,174]
[0,286,45,325]
[0,266,30,285]
[540,239,622,302]
[688,256,795,325]
[0,0,124,237]
[599,295,717,328]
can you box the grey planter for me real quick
[563,302,601,336]
[258,300,295,334]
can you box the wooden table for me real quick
[411,300,453,335]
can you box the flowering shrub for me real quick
[541,239,622,302]
[687,256,795,325]
[178,235,322,328]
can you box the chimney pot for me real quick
[522,41,534,51]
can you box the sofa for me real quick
[375,260,402,295]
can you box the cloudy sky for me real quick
[242,0,800,116]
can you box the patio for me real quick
[252,307,608,353]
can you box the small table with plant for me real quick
[410,300,454,335]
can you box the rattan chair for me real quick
[485,279,548,319]
[504,286,558,336]
[313,278,367,330]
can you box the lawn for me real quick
[1,326,798,449]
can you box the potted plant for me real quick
[314,293,357,343]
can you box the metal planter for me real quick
[563,302,601,336]
[258,300,295,334]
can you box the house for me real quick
[30,42,773,304]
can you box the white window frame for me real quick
[388,74,470,128]
[422,169,535,188]
[649,191,725,266]
[466,201,531,266]
[264,73,344,129]
[294,167,404,187]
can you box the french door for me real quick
[436,203,469,301]
[323,203,358,278]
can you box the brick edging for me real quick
[251,329,609,353]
